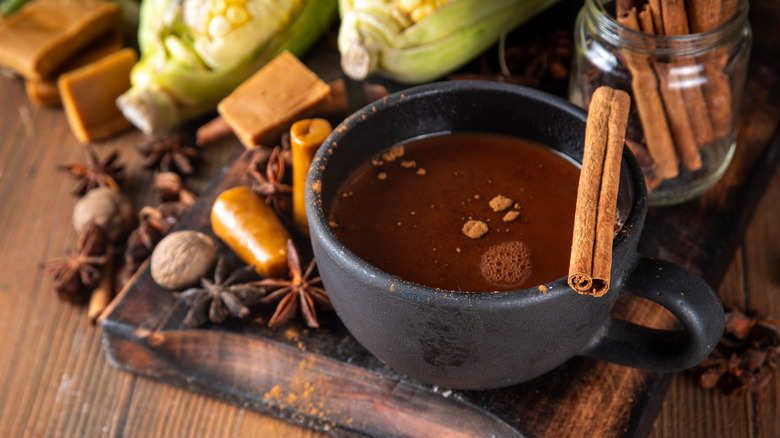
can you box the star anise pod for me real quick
[692,308,780,395]
[124,210,167,268]
[137,135,198,175]
[255,240,331,328]
[42,223,108,303]
[124,203,192,268]
[245,146,292,216]
[504,29,572,82]
[449,29,573,87]
[58,147,123,196]
[240,146,273,173]
[278,131,293,167]
[153,172,197,204]
[174,257,267,327]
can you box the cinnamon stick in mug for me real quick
[568,86,630,297]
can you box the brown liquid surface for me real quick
[328,133,580,292]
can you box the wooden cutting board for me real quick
[100,2,780,437]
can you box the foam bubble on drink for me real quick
[480,240,532,288]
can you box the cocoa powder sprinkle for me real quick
[462,220,489,239]
[382,145,405,161]
[503,210,520,222]
[489,195,513,212]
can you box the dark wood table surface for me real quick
[2,2,779,436]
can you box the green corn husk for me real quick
[117,0,337,134]
[0,0,30,17]
[338,0,562,84]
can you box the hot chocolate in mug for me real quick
[305,81,724,390]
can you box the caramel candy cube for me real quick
[217,51,331,148]
[58,48,137,144]
[24,78,61,107]
[0,0,122,80]
[25,30,124,106]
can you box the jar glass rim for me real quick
[587,0,749,56]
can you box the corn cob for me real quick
[117,0,337,134]
[338,0,562,84]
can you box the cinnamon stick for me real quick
[196,115,233,146]
[568,86,630,297]
[721,0,739,22]
[617,9,679,179]
[689,0,734,139]
[661,0,715,147]
[636,6,702,170]
[687,0,720,33]
[615,0,637,21]
[625,138,663,191]
[310,78,349,115]
[637,4,655,34]
[88,245,114,324]
[647,0,665,34]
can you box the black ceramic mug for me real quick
[305,81,724,390]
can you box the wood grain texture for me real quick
[0,76,325,438]
[1,1,779,437]
[648,167,780,438]
[100,0,780,434]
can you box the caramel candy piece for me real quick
[217,51,331,148]
[211,186,292,278]
[24,77,61,107]
[0,0,122,80]
[25,30,123,106]
[58,48,137,143]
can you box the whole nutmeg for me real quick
[150,230,217,290]
[73,187,135,242]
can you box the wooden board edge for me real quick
[100,317,529,438]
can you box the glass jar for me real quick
[569,0,752,205]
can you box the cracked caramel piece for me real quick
[217,51,330,148]
[0,0,122,80]
[58,48,137,143]
[24,30,123,106]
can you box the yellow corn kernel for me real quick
[211,0,227,14]
[189,0,255,37]
[395,0,450,23]
[398,0,421,12]
[226,6,250,25]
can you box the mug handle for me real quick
[578,256,724,372]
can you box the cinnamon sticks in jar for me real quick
[568,86,630,297]
[570,0,751,205]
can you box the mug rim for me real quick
[306,80,647,303]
